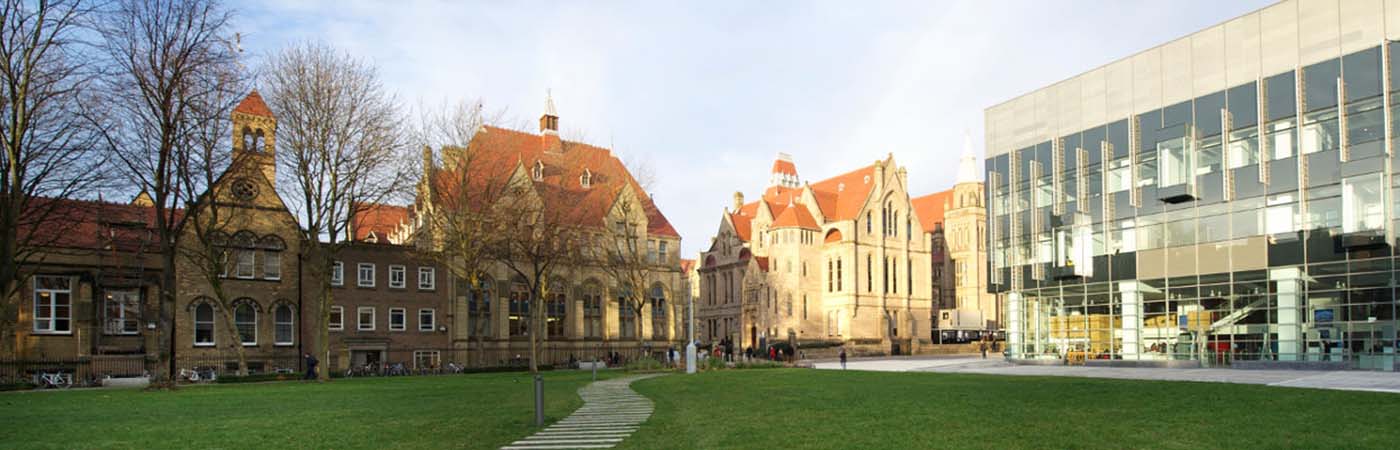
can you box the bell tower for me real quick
[232,90,277,183]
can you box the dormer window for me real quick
[532,161,544,181]
[581,169,592,188]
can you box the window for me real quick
[1107,159,1132,192]
[509,282,530,337]
[546,291,565,337]
[331,261,344,286]
[358,263,375,287]
[260,250,281,280]
[358,307,375,331]
[532,161,544,181]
[413,350,441,369]
[194,303,214,346]
[1343,174,1385,233]
[235,250,255,279]
[104,290,140,335]
[802,294,808,319]
[650,285,667,340]
[580,169,592,188]
[235,302,257,346]
[1157,137,1190,187]
[647,240,658,263]
[418,267,435,290]
[658,241,669,263]
[469,280,492,337]
[620,297,637,339]
[866,254,872,293]
[866,211,872,234]
[836,258,843,291]
[419,308,436,332]
[389,265,406,288]
[583,284,603,338]
[1228,128,1259,169]
[329,306,344,331]
[33,276,72,334]
[274,305,294,346]
[389,307,406,331]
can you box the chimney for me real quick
[421,145,434,177]
[733,191,745,211]
[540,90,560,151]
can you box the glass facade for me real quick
[987,43,1400,370]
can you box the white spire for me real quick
[543,89,557,117]
[956,129,980,184]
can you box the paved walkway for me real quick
[814,355,1400,394]
[501,374,665,450]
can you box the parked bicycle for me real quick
[36,371,73,389]
[179,366,218,383]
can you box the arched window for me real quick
[618,285,637,339]
[582,280,603,338]
[468,277,493,337]
[649,284,667,340]
[194,302,214,346]
[580,169,592,188]
[546,278,567,338]
[234,302,257,346]
[274,304,294,346]
[509,280,530,337]
[532,161,544,181]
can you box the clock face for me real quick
[230,178,258,202]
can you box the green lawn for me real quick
[622,369,1400,449]
[0,371,612,450]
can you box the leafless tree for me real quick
[0,0,102,353]
[93,0,241,383]
[263,41,411,381]
[592,158,667,345]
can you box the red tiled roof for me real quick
[808,165,876,221]
[771,158,796,175]
[19,197,171,252]
[680,258,695,274]
[425,125,680,238]
[353,203,410,242]
[728,200,760,242]
[771,204,818,230]
[911,190,953,233]
[233,90,274,118]
[754,256,769,272]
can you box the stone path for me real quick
[814,355,1400,394]
[501,374,665,450]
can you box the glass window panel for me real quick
[1195,91,1226,136]
[1300,109,1339,155]
[1228,128,1260,169]
[1198,136,1222,175]
[1158,136,1190,187]
[1268,119,1296,160]
[1303,59,1340,112]
[1346,99,1385,146]
[1229,81,1260,128]
[1343,173,1385,233]
[1342,46,1382,101]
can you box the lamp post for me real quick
[686,284,696,374]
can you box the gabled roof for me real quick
[19,197,172,252]
[680,258,695,274]
[417,125,679,238]
[808,165,876,221]
[728,200,760,242]
[754,256,769,272]
[233,90,274,118]
[771,204,819,230]
[771,158,796,176]
[911,190,953,233]
[353,203,410,242]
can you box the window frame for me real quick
[357,263,376,288]
[419,308,436,332]
[263,251,281,280]
[32,275,72,334]
[234,303,257,346]
[357,306,376,331]
[274,305,294,346]
[389,307,406,331]
[329,306,344,331]
[194,302,215,346]
[418,267,435,290]
[331,261,344,286]
[388,264,406,289]
[104,289,141,335]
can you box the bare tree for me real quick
[411,100,512,366]
[593,158,665,345]
[0,0,102,353]
[94,0,241,383]
[264,41,410,381]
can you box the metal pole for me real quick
[592,355,597,381]
[686,283,696,374]
[533,373,544,426]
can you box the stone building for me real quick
[365,94,687,365]
[698,153,933,355]
[912,134,998,343]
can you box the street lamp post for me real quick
[686,284,696,374]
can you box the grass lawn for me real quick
[623,369,1400,449]
[0,371,613,450]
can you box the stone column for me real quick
[1117,281,1157,360]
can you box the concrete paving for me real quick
[501,374,665,450]
[813,355,1400,394]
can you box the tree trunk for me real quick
[528,290,539,374]
[318,282,333,381]
[159,247,177,385]
[216,305,250,376]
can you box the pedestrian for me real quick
[303,352,318,380]
[769,346,777,360]
[839,347,847,370]
[980,340,988,359]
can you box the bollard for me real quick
[533,373,545,427]
[592,357,598,381]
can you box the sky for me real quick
[236,0,1276,258]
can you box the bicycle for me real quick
[36,371,73,389]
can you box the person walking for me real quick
[979,340,988,359]
[303,353,318,380]
[839,348,847,370]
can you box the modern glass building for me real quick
[984,0,1400,369]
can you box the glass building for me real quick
[983,0,1400,369]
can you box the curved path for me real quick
[501,373,666,450]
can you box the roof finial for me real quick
[956,129,980,184]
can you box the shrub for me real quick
[217,372,300,384]
[734,360,783,370]
[703,357,727,371]
[624,358,665,372]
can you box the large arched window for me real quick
[194,302,214,347]
[509,280,530,337]
[234,301,258,346]
[618,285,636,339]
[582,280,603,338]
[468,277,493,337]
[649,284,667,340]
[274,304,294,346]
[546,278,567,338]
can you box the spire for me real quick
[539,89,559,136]
[956,129,980,184]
